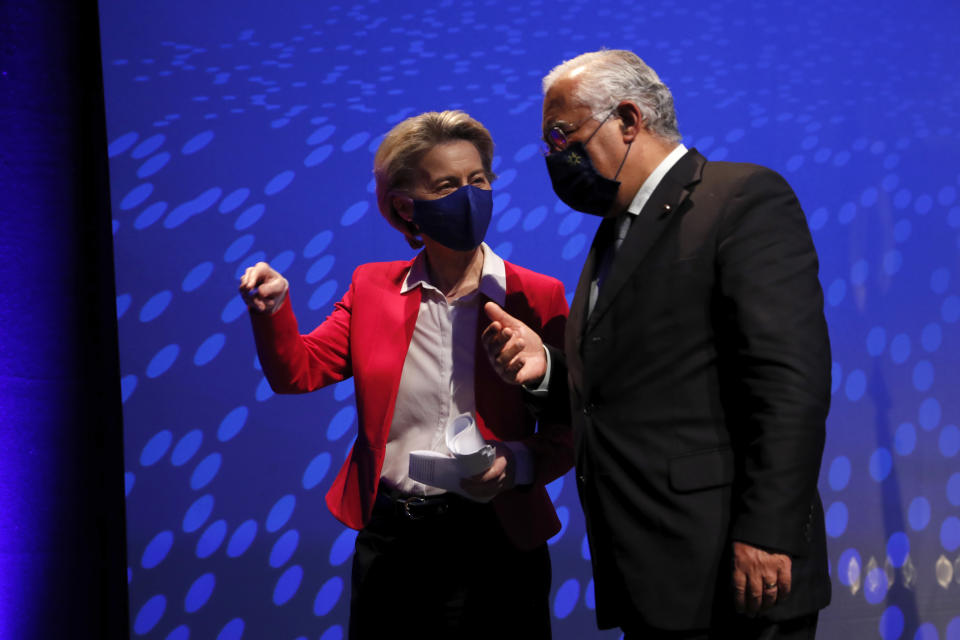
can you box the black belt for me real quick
[375,483,486,521]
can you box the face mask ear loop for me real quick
[582,108,616,147]
[613,140,632,181]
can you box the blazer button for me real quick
[582,403,595,416]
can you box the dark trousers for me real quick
[623,612,819,640]
[348,489,552,640]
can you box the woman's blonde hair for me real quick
[374,110,496,248]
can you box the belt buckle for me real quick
[398,496,428,520]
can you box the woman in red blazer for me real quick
[240,111,570,639]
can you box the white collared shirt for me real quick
[380,243,532,495]
[625,143,688,218]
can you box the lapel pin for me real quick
[663,204,672,212]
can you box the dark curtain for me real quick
[0,1,129,637]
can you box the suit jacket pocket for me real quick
[668,446,734,493]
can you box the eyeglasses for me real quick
[543,108,615,154]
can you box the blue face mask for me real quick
[412,185,493,251]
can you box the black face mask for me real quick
[545,140,625,216]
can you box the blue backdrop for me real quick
[99,1,960,638]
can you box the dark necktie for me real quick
[588,213,632,314]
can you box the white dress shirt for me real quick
[380,243,533,496]
[624,143,688,219]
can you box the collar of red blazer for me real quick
[399,242,507,306]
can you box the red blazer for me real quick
[249,256,571,550]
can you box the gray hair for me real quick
[542,50,681,143]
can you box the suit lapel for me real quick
[586,149,706,333]
[364,259,422,449]
[568,216,614,359]
[474,263,524,439]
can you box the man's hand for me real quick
[732,541,792,616]
[481,301,546,387]
[239,262,289,314]
[460,441,516,500]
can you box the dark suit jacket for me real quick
[549,148,832,630]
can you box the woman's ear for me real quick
[388,193,422,249]
[392,194,414,223]
[616,100,643,143]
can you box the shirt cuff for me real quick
[503,441,534,486]
[522,344,552,397]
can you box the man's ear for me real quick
[616,100,644,143]
[392,194,414,222]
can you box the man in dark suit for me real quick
[482,50,831,638]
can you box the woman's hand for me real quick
[460,441,516,500]
[239,262,289,314]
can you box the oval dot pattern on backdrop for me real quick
[102,2,960,637]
